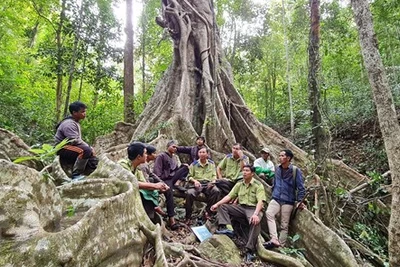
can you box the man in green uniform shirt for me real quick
[216,143,249,195]
[119,142,169,223]
[211,165,266,263]
[185,147,220,225]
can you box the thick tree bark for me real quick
[308,0,328,165]
[351,0,400,265]
[123,0,135,124]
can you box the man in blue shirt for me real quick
[264,149,306,248]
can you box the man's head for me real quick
[260,147,271,160]
[279,149,294,165]
[69,101,87,121]
[197,147,209,161]
[166,140,178,154]
[146,145,157,161]
[232,143,242,158]
[196,136,205,146]
[242,164,255,180]
[127,142,147,165]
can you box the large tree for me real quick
[351,0,400,265]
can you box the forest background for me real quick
[0,0,399,262]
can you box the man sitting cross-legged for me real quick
[138,145,179,229]
[211,165,266,263]
[184,147,221,225]
[153,140,189,192]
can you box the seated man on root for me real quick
[176,136,210,164]
[216,143,249,195]
[120,142,174,226]
[211,165,266,263]
[54,101,98,180]
[138,145,179,229]
[153,140,189,191]
[184,147,220,225]
[254,147,275,185]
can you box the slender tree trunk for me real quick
[141,11,146,108]
[55,0,66,122]
[64,1,85,117]
[308,0,327,165]
[281,0,294,139]
[78,44,88,101]
[123,0,135,124]
[351,1,400,265]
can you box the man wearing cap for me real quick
[216,143,249,195]
[153,140,189,191]
[254,148,275,183]
[176,136,209,164]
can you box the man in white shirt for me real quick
[253,148,275,183]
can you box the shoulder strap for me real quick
[292,166,297,200]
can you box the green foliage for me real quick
[350,222,388,261]
[279,234,306,258]
[66,205,76,217]
[13,139,70,166]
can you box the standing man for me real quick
[264,149,306,249]
[153,140,189,191]
[55,101,98,180]
[185,147,220,225]
[138,145,179,229]
[216,143,249,195]
[211,165,266,263]
[254,147,275,184]
[176,136,208,164]
[119,142,169,223]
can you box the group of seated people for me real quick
[120,137,306,262]
[55,102,305,262]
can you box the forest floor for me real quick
[275,117,389,176]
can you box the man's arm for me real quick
[153,154,164,178]
[217,157,226,179]
[138,181,168,191]
[250,199,264,225]
[176,146,192,155]
[210,194,232,212]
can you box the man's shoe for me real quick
[245,252,256,263]
[174,185,187,192]
[215,228,234,238]
[71,174,86,181]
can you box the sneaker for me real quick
[245,252,256,263]
[215,227,234,238]
[71,174,86,181]
[263,240,280,249]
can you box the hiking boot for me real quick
[215,226,234,238]
[245,251,256,263]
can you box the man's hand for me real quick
[210,203,219,212]
[250,214,260,225]
[207,182,214,189]
[155,182,168,192]
[296,202,306,210]
[194,180,201,188]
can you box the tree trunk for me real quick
[63,1,85,117]
[123,0,135,124]
[281,0,294,139]
[351,0,400,265]
[308,0,328,165]
[55,0,66,122]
